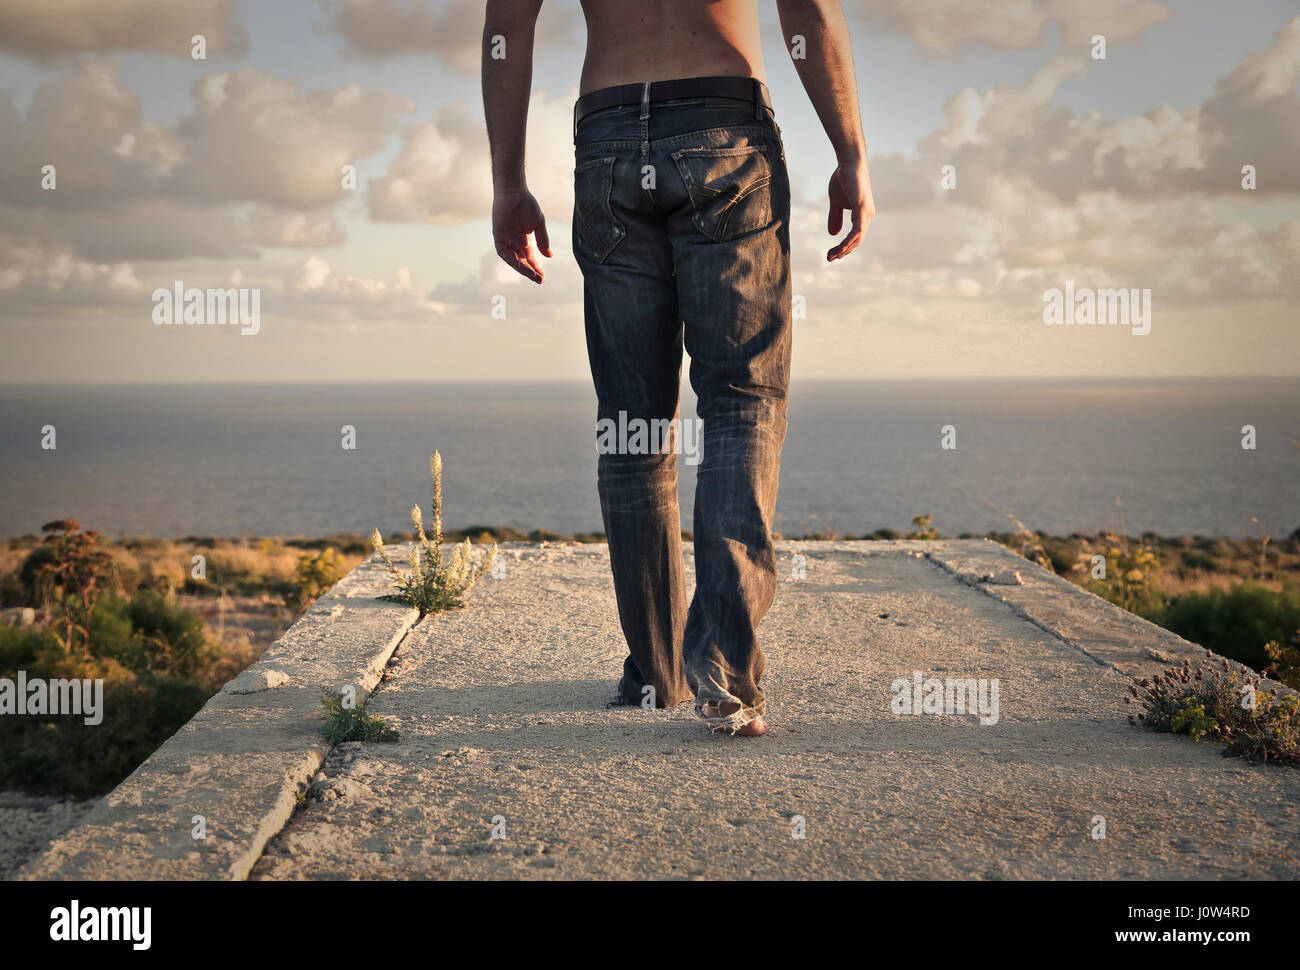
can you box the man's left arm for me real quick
[483,0,551,283]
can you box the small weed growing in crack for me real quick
[320,692,399,744]
[1128,652,1300,766]
[372,451,496,616]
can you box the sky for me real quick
[0,0,1297,383]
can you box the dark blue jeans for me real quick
[573,84,792,731]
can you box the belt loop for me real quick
[573,100,578,142]
[640,80,651,157]
[753,78,763,120]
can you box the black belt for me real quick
[574,75,772,132]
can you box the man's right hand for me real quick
[826,157,874,262]
[492,189,552,284]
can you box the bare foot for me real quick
[701,700,767,736]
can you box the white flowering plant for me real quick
[371,452,497,616]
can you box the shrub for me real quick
[125,590,215,680]
[1159,582,1300,674]
[1128,653,1300,767]
[906,514,938,540]
[320,692,398,744]
[15,543,57,605]
[289,547,344,611]
[1264,629,1300,690]
[0,623,210,796]
[30,519,113,657]
[1081,543,1164,620]
[453,525,527,542]
[1041,537,1078,575]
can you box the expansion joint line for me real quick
[919,551,1122,675]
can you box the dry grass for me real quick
[3,534,366,662]
[1159,571,1290,598]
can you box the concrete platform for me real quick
[19,541,1300,881]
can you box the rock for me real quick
[2,607,36,627]
[222,668,291,694]
[982,569,1024,586]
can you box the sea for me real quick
[0,378,1295,540]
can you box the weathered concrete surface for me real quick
[925,542,1215,680]
[17,556,417,881]
[0,792,97,880]
[246,541,1300,881]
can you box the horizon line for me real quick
[2,373,1298,389]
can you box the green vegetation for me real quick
[0,522,217,795]
[372,452,497,617]
[905,514,938,540]
[1158,584,1300,681]
[0,520,357,796]
[319,691,399,744]
[1128,654,1300,766]
[288,547,345,612]
[1081,543,1166,618]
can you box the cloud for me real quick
[330,0,579,68]
[3,3,1297,382]
[0,200,256,262]
[0,62,405,260]
[369,86,576,223]
[284,255,446,321]
[801,25,1300,313]
[427,250,582,316]
[1200,18,1300,194]
[248,207,347,248]
[0,239,148,314]
[170,69,408,208]
[0,240,458,328]
[846,0,1173,56]
[0,60,181,209]
[874,19,1300,211]
[0,0,248,62]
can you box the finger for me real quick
[827,228,862,261]
[828,203,844,236]
[512,234,542,276]
[829,224,863,260]
[522,245,546,283]
[534,217,552,258]
[827,206,866,261]
[495,230,544,281]
[495,242,541,283]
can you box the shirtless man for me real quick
[483,1,873,736]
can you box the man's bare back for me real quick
[578,0,764,94]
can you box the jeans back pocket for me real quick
[573,155,624,262]
[671,144,773,243]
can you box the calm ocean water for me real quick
[0,379,1295,540]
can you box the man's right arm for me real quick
[483,0,551,283]
[775,0,874,261]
